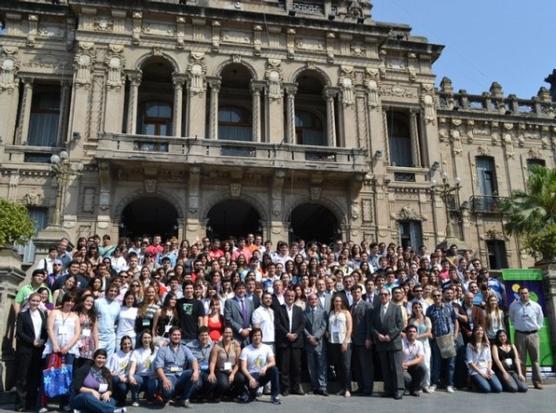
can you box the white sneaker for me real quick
[38,408,48,413]
[73,410,81,413]
[114,408,127,413]
[446,386,455,393]
[428,385,437,393]
[131,401,140,407]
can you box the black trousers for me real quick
[278,346,302,392]
[352,344,374,394]
[404,364,426,392]
[378,349,404,396]
[15,348,43,410]
[214,371,245,398]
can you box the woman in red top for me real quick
[207,296,224,342]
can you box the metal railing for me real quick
[469,195,508,214]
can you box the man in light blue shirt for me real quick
[154,327,200,407]
[94,283,121,359]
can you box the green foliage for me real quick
[502,165,556,260]
[0,199,36,246]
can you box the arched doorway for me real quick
[290,203,339,244]
[207,200,260,239]
[120,197,178,239]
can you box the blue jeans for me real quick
[470,373,503,393]
[430,339,455,387]
[111,376,129,406]
[70,392,116,413]
[130,374,158,402]
[158,370,200,402]
[244,367,280,399]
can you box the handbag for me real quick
[43,353,73,399]
[436,333,456,359]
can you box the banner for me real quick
[501,269,554,367]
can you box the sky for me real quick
[373,0,555,99]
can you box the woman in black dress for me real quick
[491,329,528,392]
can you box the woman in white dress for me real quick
[115,291,138,347]
[327,295,353,397]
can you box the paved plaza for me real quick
[1,386,555,413]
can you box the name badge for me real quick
[142,319,150,327]
[164,325,171,334]
[58,325,68,335]
[504,358,513,368]
[200,361,209,371]
[223,362,233,371]
[169,366,182,373]
[98,383,108,393]
[82,328,91,337]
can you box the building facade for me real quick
[0,0,555,270]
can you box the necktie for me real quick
[240,299,248,328]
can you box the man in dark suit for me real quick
[304,293,328,396]
[370,287,405,400]
[15,292,47,411]
[363,278,381,309]
[333,274,355,309]
[224,282,254,346]
[275,289,305,396]
[350,285,374,395]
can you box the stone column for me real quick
[207,79,220,139]
[172,74,185,137]
[409,109,422,167]
[126,71,141,134]
[0,76,20,146]
[251,82,262,142]
[15,78,33,145]
[284,85,296,144]
[56,81,71,145]
[324,87,337,147]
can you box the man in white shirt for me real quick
[508,287,544,389]
[402,325,426,396]
[252,292,275,350]
[239,328,281,404]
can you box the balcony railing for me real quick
[469,195,508,214]
[95,133,368,174]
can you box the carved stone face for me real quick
[109,57,121,69]
[423,95,433,105]
[342,77,352,88]
[2,59,15,71]
[191,64,203,75]
[78,55,91,66]
[269,70,280,82]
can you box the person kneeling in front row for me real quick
[70,349,126,413]
[239,328,281,405]
[402,325,426,396]
[153,326,200,407]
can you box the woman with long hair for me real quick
[107,336,134,406]
[116,291,138,347]
[328,295,353,397]
[152,292,179,347]
[135,286,160,335]
[491,330,528,392]
[408,301,432,392]
[206,296,224,342]
[128,330,158,406]
[465,325,502,393]
[485,296,506,341]
[207,326,244,401]
[53,275,77,308]
[75,294,99,369]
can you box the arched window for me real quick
[295,110,325,146]
[218,106,251,141]
[139,101,172,136]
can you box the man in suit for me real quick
[304,293,328,396]
[370,287,405,400]
[351,285,374,395]
[15,292,47,411]
[224,282,254,346]
[316,278,332,312]
[275,289,305,396]
[333,274,355,309]
[363,278,380,309]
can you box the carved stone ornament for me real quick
[144,179,157,194]
[188,53,207,94]
[105,46,125,89]
[310,187,321,201]
[74,42,95,87]
[481,228,509,241]
[94,16,113,32]
[351,203,360,221]
[265,59,282,100]
[421,94,436,124]
[502,133,515,158]
[339,65,355,105]
[230,183,242,198]
[391,205,426,222]
[0,57,18,93]
[450,129,463,155]
[22,192,43,206]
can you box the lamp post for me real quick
[431,172,461,241]
[50,150,82,227]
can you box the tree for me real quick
[0,199,35,247]
[501,165,556,261]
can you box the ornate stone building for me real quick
[0,0,555,270]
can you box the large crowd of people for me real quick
[12,233,545,413]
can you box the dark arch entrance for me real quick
[207,200,260,240]
[120,197,178,239]
[290,203,339,244]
